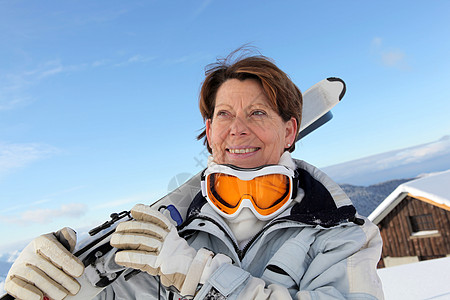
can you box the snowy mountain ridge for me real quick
[322,135,450,186]
[341,178,413,216]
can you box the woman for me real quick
[5,51,384,299]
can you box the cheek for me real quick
[209,126,227,163]
[259,124,285,146]
[208,127,223,155]
[210,123,227,145]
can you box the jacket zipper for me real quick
[180,215,300,261]
[179,215,243,260]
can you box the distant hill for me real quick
[0,261,12,293]
[322,135,450,186]
[341,178,413,217]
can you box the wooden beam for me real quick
[408,193,450,212]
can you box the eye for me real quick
[251,110,267,117]
[215,110,230,118]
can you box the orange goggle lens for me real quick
[206,173,291,216]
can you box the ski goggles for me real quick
[201,164,297,220]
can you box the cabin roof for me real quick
[368,169,450,224]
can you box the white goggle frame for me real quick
[201,164,296,221]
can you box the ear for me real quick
[285,117,297,147]
[205,119,213,147]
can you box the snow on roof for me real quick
[368,169,450,224]
[377,256,450,300]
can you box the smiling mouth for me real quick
[227,147,260,154]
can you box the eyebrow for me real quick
[214,101,272,110]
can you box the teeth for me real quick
[229,148,258,154]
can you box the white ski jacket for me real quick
[94,160,384,299]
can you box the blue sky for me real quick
[1,0,450,249]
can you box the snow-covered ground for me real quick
[378,257,450,300]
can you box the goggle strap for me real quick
[292,175,298,199]
[204,164,295,181]
[200,176,208,198]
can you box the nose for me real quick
[230,116,249,136]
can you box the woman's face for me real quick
[206,79,297,168]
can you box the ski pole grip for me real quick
[158,205,183,226]
[166,204,183,226]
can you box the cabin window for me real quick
[410,214,435,231]
[408,214,439,238]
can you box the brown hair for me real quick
[197,49,303,153]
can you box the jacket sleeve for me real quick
[297,218,384,299]
[194,219,384,300]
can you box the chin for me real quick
[234,159,273,168]
[225,156,267,168]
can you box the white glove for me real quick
[111,204,232,296]
[5,227,85,300]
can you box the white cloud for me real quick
[164,52,212,66]
[0,95,33,111]
[0,60,66,111]
[0,72,34,111]
[6,250,20,263]
[0,203,87,226]
[368,138,450,171]
[15,203,87,225]
[38,65,64,79]
[128,55,152,63]
[23,60,65,79]
[190,0,213,21]
[92,59,111,67]
[72,8,130,25]
[93,192,158,210]
[371,37,382,48]
[0,54,155,111]
[2,186,86,214]
[370,37,410,70]
[113,54,156,67]
[1,199,51,214]
[0,142,59,178]
[394,140,448,163]
[381,50,406,68]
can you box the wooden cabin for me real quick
[368,170,450,268]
